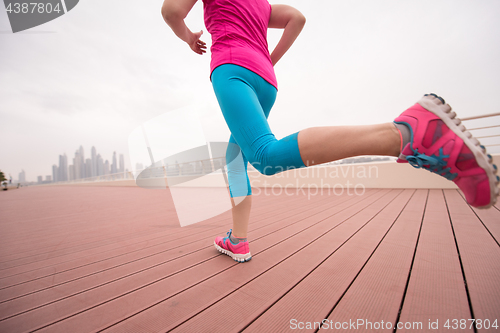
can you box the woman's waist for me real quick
[211,43,272,65]
[210,54,277,89]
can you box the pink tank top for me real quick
[203,0,278,89]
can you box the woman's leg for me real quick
[214,66,498,264]
[297,123,401,167]
[224,78,276,239]
[226,135,252,238]
[213,66,402,174]
[213,65,403,244]
[230,195,252,238]
[227,122,402,239]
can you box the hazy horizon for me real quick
[1,0,500,181]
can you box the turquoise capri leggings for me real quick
[211,64,306,198]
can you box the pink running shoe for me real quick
[395,93,499,208]
[214,229,252,262]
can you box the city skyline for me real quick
[14,145,127,184]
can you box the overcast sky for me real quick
[1,0,499,181]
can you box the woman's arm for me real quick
[268,4,306,66]
[161,0,206,55]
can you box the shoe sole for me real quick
[418,94,499,209]
[214,242,252,262]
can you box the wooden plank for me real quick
[242,189,424,333]
[397,190,472,332]
[444,190,500,332]
[0,187,180,268]
[96,189,391,333]
[319,189,427,333]
[472,205,500,246]
[0,185,301,280]
[1,186,287,264]
[0,186,315,264]
[0,187,175,248]
[32,191,387,333]
[0,190,382,332]
[171,189,411,333]
[0,188,339,317]
[0,188,332,310]
[0,186,310,293]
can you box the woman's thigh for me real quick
[211,65,278,165]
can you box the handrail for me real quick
[467,124,500,131]
[461,112,500,121]
[461,112,500,148]
[475,134,500,139]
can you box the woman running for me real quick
[161,0,499,262]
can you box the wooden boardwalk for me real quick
[0,186,499,332]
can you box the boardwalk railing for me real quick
[461,112,500,150]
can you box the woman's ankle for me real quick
[230,233,247,244]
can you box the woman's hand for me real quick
[188,30,207,55]
[162,0,206,54]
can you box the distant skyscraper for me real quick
[73,151,78,179]
[91,146,97,177]
[85,158,92,179]
[37,176,42,183]
[96,154,104,176]
[81,146,87,178]
[45,175,52,182]
[79,145,85,161]
[111,152,117,174]
[69,165,75,181]
[104,160,110,175]
[119,154,124,174]
[73,149,84,179]
[52,165,58,182]
[18,169,26,183]
[59,154,68,181]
